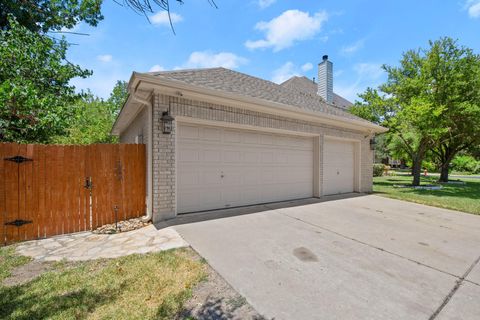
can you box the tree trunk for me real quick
[437,146,456,183]
[439,163,450,182]
[412,157,422,186]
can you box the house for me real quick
[111,56,387,223]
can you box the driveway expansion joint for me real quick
[428,254,480,320]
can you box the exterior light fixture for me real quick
[370,137,376,150]
[161,111,174,134]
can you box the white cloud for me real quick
[150,11,183,26]
[272,61,317,83]
[71,66,129,99]
[149,64,165,72]
[97,54,112,62]
[258,0,276,9]
[245,9,328,52]
[335,63,385,102]
[272,62,300,83]
[466,0,480,17]
[301,62,313,72]
[353,63,384,80]
[340,39,365,55]
[179,51,248,69]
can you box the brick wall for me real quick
[119,108,148,144]
[151,93,374,222]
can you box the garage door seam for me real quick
[428,254,480,320]
[278,211,461,279]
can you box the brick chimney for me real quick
[317,55,333,103]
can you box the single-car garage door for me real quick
[177,123,313,213]
[323,138,356,195]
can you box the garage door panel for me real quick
[178,169,200,186]
[323,139,355,196]
[203,127,222,141]
[179,147,200,162]
[178,124,314,213]
[179,125,200,139]
[203,149,221,162]
[200,169,222,186]
[223,150,242,163]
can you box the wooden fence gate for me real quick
[0,143,146,245]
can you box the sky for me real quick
[64,0,480,102]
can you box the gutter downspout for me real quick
[131,92,153,223]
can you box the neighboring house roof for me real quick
[146,67,364,124]
[280,76,353,110]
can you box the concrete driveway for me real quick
[172,195,480,320]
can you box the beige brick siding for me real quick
[152,95,176,222]
[119,108,148,144]
[152,93,374,222]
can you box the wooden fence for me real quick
[0,143,146,245]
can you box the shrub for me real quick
[451,155,480,174]
[422,161,436,172]
[373,163,385,177]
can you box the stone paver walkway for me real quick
[16,225,188,261]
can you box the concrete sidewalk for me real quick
[16,225,188,261]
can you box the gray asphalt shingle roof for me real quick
[146,67,366,124]
[280,76,353,110]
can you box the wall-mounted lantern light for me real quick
[370,137,376,150]
[161,111,174,134]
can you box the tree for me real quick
[425,39,480,182]
[0,0,103,32]
[0,17,91,143]
[53,81,128,144]
[351,38,480,185]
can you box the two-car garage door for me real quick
[177,123,357,213]
[177,124,314,213]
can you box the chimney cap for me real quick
[322,55,329,61]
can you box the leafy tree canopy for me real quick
[351,37,480,184]
[0,0,103,33]
[53,81,128,144]
[0,17,91,143]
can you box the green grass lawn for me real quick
[373,175,480,215]
[0,246,32,283]
[0,247,206,320]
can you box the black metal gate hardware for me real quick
[4,156,33,163]
[5,219,33,227]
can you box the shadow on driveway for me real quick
[154,193,368,230]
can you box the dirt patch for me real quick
[2,260,56,287]
[178,264,267,320]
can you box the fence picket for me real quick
[0,143,146,245]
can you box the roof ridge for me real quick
[145,67,224,76]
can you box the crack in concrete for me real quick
[428,255,480,320]
[276,210,480,320]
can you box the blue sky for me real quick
[64,0,480,101]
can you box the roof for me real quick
[145,67,366,124]
[280,76,353,110]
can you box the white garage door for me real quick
[323,138,355,195]
[177,124,314,213]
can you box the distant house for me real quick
[112,56,386,223]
